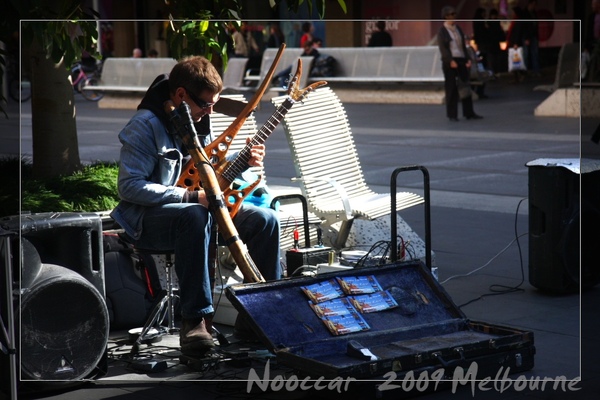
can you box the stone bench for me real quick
[307,46,444,84]
[84,57,177,93]
[247,46,446,87]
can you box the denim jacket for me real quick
[111,108,212,240]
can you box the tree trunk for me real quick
[30,39,81,179]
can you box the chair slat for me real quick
[272,87,425,247]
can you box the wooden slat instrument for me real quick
[165,100,265,283]
[161,45,287,283]
[177,57,327,218]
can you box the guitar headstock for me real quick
[287,58,328,102]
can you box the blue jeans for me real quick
[132,203,280,320]
[231,205,281,281]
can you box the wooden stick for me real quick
[165,100,265,283]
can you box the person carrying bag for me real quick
[437,5,483,121]
[508,46,527,72]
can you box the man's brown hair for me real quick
[169,56,223,95]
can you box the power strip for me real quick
[316,263,354,274]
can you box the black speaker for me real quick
[528,162,600,293]
[286,247,333,277]
[0,212,109,381]
[2,212,106,296]
[18,261,109,380]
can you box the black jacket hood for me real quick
[137,74,210,139]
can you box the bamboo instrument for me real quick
[177,45,327,218]
[165,100,265,283]
[176,45,287,204]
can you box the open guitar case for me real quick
[225,166,535,396]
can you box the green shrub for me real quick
[0,157,120,217]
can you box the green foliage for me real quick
[15,0,101,69]
[167,19,234,64]
[163,1,242,65]
[270,0,347,18]
[0,157,120,217]
[0,0,347,116]
[163,0,346,68]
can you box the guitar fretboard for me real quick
[221,97,295,183]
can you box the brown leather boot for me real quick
[204,315,213,336]
[179,317,215,356]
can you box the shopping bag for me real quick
[508,47,526,72]
[456,77,471,99]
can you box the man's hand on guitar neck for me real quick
[247,137,266,168]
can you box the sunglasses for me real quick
[184,87,218,109]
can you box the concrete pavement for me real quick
[2,73,600,399]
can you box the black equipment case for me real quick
[225,261,535,381]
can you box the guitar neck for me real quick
[221,97,295,184]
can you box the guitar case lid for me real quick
[225,261,535,380]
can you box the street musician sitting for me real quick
[111,56,280,357]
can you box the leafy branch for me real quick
[18,0,101,69]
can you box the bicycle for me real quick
[70,60,104,101]
[6,54,31,102]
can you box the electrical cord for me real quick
[290,265,318,277]
[438,233,527,285]
[439,198,528,309]
[280,215,298,242]
[354,240,395,268]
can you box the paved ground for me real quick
[1,72,599,399]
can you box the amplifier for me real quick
[285,247,333,277]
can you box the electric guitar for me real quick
[176,58,327,218]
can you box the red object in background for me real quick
[293,228,299,251]
[537,9,555,42]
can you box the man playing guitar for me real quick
[111,56,280,357]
